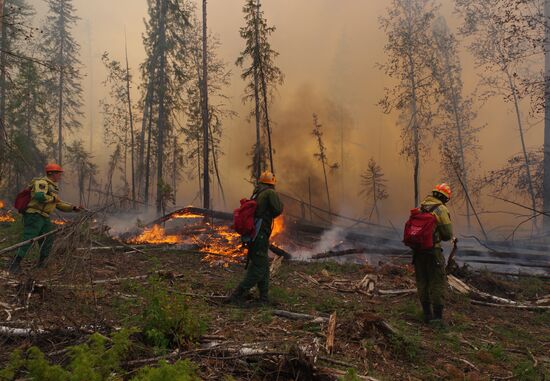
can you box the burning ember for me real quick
[0,200,5,209]
[52,219,66,225]
[129,224,182,245]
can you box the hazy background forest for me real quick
[1,0,545,235]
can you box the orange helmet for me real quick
[259,171,276,185]
[433,183,451,200]
[45,163,64,173]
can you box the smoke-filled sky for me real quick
[32,0,543,234]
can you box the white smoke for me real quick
[292,227,347,260]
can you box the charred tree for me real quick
[202,0,210,209]
[312,113,338,216]
[124,33,136,208]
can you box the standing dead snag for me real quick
[325,312,337,355]
[312,113,338,216]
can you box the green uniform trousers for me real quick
[238,231,270,297]
[413,248,446,306]
[15,213,54,260]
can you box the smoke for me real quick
[292,226,346,260]
[105,210,158,236]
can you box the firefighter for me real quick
[8,164,82,274]
[227,171,283,305]
[414,183,454,324]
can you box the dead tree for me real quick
[201,0,210,209]
[312,113,338,216]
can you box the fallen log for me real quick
[378,288,416,296]
[448,275,517,305]
[269,243,292,259]
[470,300,550,310]
[272,309,328,323]
[311,248,366,260]
[145,206,233,227]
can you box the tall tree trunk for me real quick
[124,33,136,208]
[155,0,168,213]
[0,0,7,137]
[506,69,538,228]
[144,101,153,207]
[444,54,471,229]
[57,6,66,166]
[202,0,210,209]
[255,0,275,174]
[405,9,420,207]
[251,5,262,180]
[208,120,226,207]
[543,0,550,231]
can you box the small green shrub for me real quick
[130,360,200,381]
[123,276,207,348]
[2,330,134,381]
[339,368,361,381]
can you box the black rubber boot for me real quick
[37,256,48,269]
[421,302,433,323]
[430,305,446,328]
[8,256,22,275]
[225,286,247,306]
[258,293,270,306]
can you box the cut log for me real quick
[356,274,376,293]
[270,255,284,278]
[326,312,337,354]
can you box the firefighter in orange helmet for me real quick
[8,164,82,274]
[227,171,283,305]
[414,183,454,324]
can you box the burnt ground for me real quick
[0,222,549,380]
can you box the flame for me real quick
[129,224,182,244]
[172,212,204,219]
[199,224,246,264]
[271,215,285,239]
[0,213,15,223]
[0,200,5,209]
[52,219,66,225]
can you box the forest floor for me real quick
[0,221,549,381]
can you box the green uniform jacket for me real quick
[26,177,74,218]
[252,184,283,236]
[420,195,453,248]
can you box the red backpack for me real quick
[232,198,258,237]
[14,187,32,214]
[403,205,439,250]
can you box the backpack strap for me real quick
[420,204,440,214]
